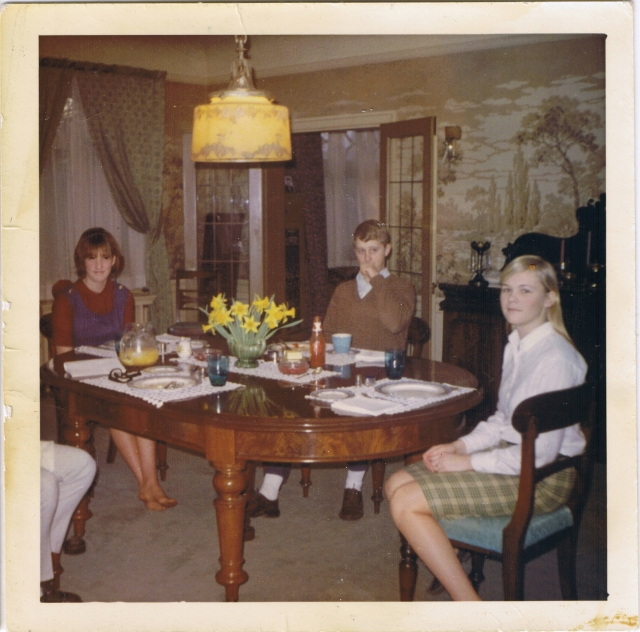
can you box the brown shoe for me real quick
[246,492,280,518]
[40,580,82,603]
[339,488,364,521]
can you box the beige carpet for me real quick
[41,392,607,603]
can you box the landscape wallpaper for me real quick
[158,35,605,285]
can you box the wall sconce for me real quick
[191,36,292,163]
[443,126,462,164]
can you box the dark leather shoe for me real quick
[246,492,280,518]
[339,488,364,521]
[40,580,82,603]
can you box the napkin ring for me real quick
[108,368,141,383]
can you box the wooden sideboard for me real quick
[439,282,606,461]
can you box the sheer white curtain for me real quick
[322,129,380,268]
[40,77,146,300]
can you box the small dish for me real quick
[278,358,310,375]
[375,380,450,400]
[285,342,310,352]
[142,366,181,376]
[129,375,199,390]
[310,388,355,401]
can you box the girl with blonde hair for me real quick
[385,255,586,600]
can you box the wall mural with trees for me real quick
[436,82,604,284]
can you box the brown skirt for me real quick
[404,460,575,521]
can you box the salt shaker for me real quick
[177,337,192,359]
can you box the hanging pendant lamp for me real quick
[191,36,292,163]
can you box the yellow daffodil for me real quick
[230,300,249,319]
[251,295,270,314]
[265,313,281,329]
[280,305,296,323]
[209,293,227,310]
[214,308,234,328]
[265,301,284,322]
[241,315,260,334]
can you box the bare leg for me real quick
[386,471,481,601]
[110,429,177,511]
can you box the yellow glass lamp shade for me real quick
[192,93,292,163]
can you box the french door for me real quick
[379,117,437,356]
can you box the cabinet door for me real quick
[380,117,436,357]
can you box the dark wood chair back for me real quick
[406,317,431,359]
[401,382,596,601]
[174,269,219,323]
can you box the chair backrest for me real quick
[407,317,431,359]
[506,382,595,547]
[174,269,219,323]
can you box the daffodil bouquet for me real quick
[201,293,302,347]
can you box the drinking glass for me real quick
[384,349,405,380]
[207,350,229,387]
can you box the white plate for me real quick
[376,380,450,400]
[129,375,199,390]
[310,389,355,401]
[142,366,181,375]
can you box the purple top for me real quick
[66,283,129,347]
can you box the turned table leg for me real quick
[58,392,95,555]
[300,465,312,498]
[212,460,249,602]
[371,459,385,513]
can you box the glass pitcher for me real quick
[118,323,159,369]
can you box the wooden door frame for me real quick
[379,117,437,358]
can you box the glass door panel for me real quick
[380,118,435,355]
[195,165,250,303]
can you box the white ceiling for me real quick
[40,34,584,85]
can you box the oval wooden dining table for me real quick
[42,352,482,602]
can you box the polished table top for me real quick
[43,352,482,600]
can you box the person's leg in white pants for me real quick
[41,444,96,600]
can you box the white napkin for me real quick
[330,395,403,417]
[354,350,386,365]
[64,357,125,380]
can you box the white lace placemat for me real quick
[81,375,243,408]
[170,356,338,384]
[306,379,476,417]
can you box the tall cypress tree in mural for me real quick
[515,96,604,209]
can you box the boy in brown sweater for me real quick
[248,220,416,521]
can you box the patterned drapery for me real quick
[40,58,173,333]
[39,63,73,174]
[286,133,331,320]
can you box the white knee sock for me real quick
[259,473,284,501]
[344,468,366,491]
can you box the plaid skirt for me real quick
[405,455,575,521]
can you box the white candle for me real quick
[586,231,592,265]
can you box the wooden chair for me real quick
[407,317,431,359]
[167,269,219,339]
[399,382,596,601]
[39,311,169,480]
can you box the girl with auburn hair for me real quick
[385,255,586,600]
[52,227,177,511]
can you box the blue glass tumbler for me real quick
[384,349,405,380]
[207,351,229,387]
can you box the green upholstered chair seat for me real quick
[438,506,573,554]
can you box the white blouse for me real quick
[460,322,588,475]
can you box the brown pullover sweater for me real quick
[323,274,415,352]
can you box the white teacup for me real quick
[332,333,352,354]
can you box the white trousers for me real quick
[40,443,96,582]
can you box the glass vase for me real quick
[230,339,266,369]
